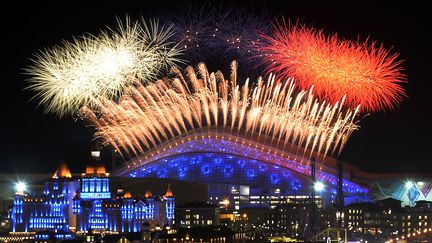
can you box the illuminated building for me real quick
[157,225,245,243]
[175,202,220,228]
[9,163,175,236]
[9,163,78,234]
[112,131,432,209]
[112,133,369,209]
[260,198,321,239]
[344,198,432,241]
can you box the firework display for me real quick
[259,21,406,112]
[26,18,183,117]
[161,3,271,66]
[25,13,406,166]
[82,61,360,161]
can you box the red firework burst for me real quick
[259,20,406,112]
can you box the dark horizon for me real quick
[1,2,431,174]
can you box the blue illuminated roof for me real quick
[113,132,368,195]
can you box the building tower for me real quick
[164,184,175,226]
[144,191,154,220]
[121,191,134,232]
[10,189,25,232]
[74,146,111,232]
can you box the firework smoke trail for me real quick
[26,18,183,117]
[259,20,406,112]
[83,61,360,163]
[161,2,271,68]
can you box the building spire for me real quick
[164,184,174,197]
[145,190,153,198]
[52,163,72,179]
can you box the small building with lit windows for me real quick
[344,197,432,241]
[263,198,319,239]
[9,162,175,237]
[175,201,220,228]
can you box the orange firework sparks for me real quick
[259,20,406,112]
[82,61,360,162]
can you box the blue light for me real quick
[178,167,188,178]
[223,164,233,177]
[247,169,255,178]
[123,138,368,198]
[80,192,111,199]
[270,173,280,184]
[201,164,211,175]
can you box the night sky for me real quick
[1,2,431,174]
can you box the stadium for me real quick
[111,127,432,210]
[109,129,350,209]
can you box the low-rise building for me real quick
[175,201,220,228]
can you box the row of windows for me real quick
[402,221,429,227]
[180,220,213,225]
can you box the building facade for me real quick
[9,163,175,235]
[343,198,432,241]
[175,201,220,228]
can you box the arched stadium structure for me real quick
[112,128,372,209]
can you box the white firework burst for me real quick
[26,17,183,117]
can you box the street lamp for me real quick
[314,181,325,192]
[222,198,230,210]
[405,181,414,190]
[15,181,27,195]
